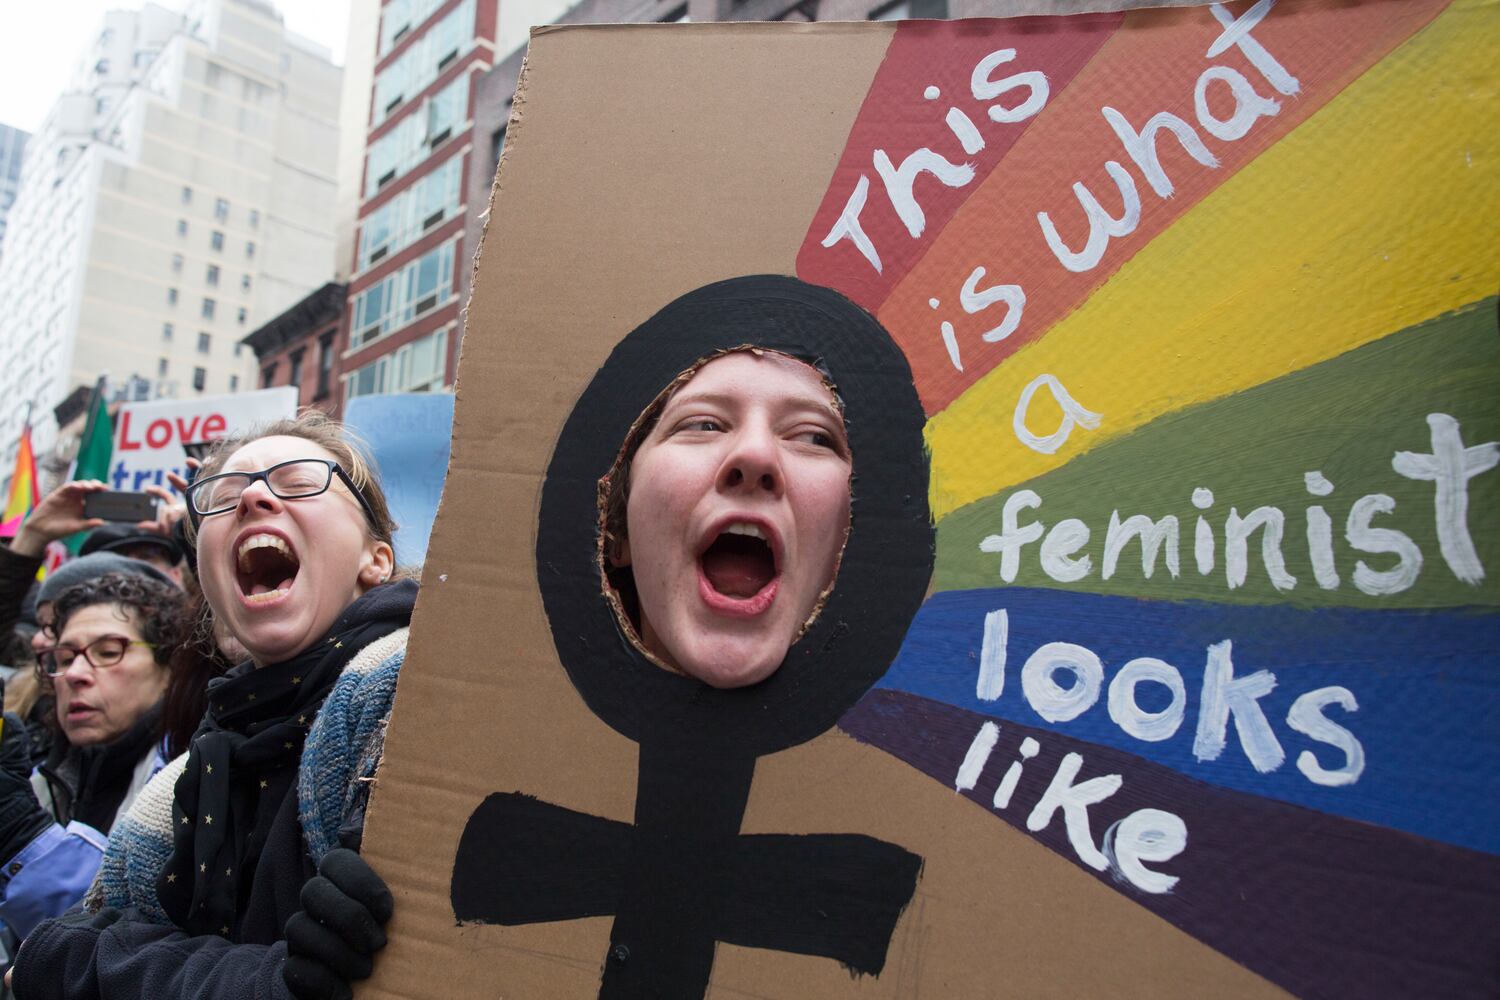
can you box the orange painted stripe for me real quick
[879,0,1451,414]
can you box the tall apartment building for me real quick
[0,123,28,260]
[340,0,501,405]
[0,0,342,480]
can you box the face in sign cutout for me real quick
[453,276,935,999]
[612,350,852,689]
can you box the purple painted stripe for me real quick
[840,689,1500,1000]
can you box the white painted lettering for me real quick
[1225,505,1297,591]
[1193,65,1280,142]
[1345,493,1422,596]
[1022,641,1103,723]
[1286,686,1365,787]
[820,174,883,273]
[1040,518,1093,583]
[1026,752,1122,871]
[970,48,1049,123]
[1102,107,1219,199]
[1107,657,1186,742]
[1391,413,1498,585]
[1012,374,1102,454]
[1106,808,1188,894]
[873,146,975,239]
[1103,511,1180,580]
[977,608,1008,702]
[980,489,1043,582]
[1037,160,1141,272]
[1194,639,1285,773]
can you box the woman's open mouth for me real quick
[698,520,780,616]
[236,532,301,605]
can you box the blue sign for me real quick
[343,393,454,568]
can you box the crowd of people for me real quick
[0,335,856,999]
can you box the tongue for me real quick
[702,543,774,598]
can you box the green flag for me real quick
[65,380,114,554]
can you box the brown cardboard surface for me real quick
[362,19,1280,999]
[361,6,1500,999]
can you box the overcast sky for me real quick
[0,0,352,135]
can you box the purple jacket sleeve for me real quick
[0,822,105,939]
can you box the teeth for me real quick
[238,534,295,570]
[245,588,290,604]
[723,523,767,541]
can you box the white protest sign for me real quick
[109,387,297,493]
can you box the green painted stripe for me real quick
[934,298,1500,608]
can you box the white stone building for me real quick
[0,0,342,483]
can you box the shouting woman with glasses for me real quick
[9,412,414,1000]
[0,572,186,947]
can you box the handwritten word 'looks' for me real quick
[979,413,1498,594]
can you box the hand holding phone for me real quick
[82,490,161,523]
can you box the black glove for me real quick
[0,711,53,862]
[283,848,394,1000]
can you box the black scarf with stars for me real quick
[157,580,417,937]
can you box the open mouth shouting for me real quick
[698,519,781,617]
[236,530,301,606]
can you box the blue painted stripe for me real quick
[875,588,1500,853]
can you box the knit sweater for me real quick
[84,627,408,923]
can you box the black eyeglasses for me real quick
[38,634,155,676]
[184,459,379,529]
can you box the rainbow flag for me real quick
[0,423,39,539]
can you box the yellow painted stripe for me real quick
[925,0,1500,520]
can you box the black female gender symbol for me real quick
[452,275,935,998]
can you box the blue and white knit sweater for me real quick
[83,628,409,923]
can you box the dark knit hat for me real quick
[37,552,175,606]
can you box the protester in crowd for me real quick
[9,412,411,1000]
[601,347,852,689]
[0,571,187,944]
[78,524,185,586]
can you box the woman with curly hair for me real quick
[0,572,187,940]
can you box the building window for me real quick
[171,253,183,274]
[262,364,277,388]
[201,298,215,319]
[240,274,251,292]
[357,153,462,269]
[206,264,220,286]
[246,241,255,259]
[490,126,504,174]
[214,197,229,222]
[249,208,259,227]
[197,331,211,353]
[177,219,188,236]
[351,241,456,347]
[167,287,178,306]
[181,186,192,205]
[235,342,244,357]
[193,367,207,392]
[229,374,239,391]
[364,74,469,197]
[316,332,335,398]
[346,327,448,399]
[162,322,173,341]
[158,357,169,376]
[237,307,247,325]
[211,230,224,252]
[288,349,305,388]
[371,0,476,128]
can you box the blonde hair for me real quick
[186,410,397,552]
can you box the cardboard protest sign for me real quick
[362,3,1500,998]
[110,387,297,493]
[342,393,454,568]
